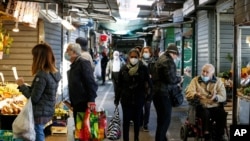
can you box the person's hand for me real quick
[114,99,119,106]
[87,102,96,111]
[16,77,25,86]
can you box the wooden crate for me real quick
[51,126,67,135]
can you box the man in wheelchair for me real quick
[185,64,227,141]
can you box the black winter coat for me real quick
[67,56,98,107]
[115,61,151,107]
[153,52,182,95]
[19,70,61,119]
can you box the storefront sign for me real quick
[183,0,195,16]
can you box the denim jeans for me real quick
[35,124,45,141]
[153,93,172,141]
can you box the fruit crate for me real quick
[51,126,67,135]
[0,130,13,141]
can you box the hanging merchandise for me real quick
[99,34,108,42]
[0,23,14,57]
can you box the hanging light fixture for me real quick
[12,22,19,32]
[118,0,140,20]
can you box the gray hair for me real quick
[202,63,215,74]
[68,43,81,56]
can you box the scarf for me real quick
[127,63,139,76]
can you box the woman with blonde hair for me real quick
[16,43,61,141]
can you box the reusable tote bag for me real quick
[106,106,121,140]
[12,98,36,141]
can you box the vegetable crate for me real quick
[0,130,13,141]
[0,130,24,141]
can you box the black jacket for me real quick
[152,52,182,95]
[115,61,151,106]
[19,70,61,118]
[67,56,98,107]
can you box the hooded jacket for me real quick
[18,70,61,119]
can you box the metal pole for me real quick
[232,24,240,125]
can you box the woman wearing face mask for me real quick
[140,46,154,131]
[185,64,227,141]
[106,50,126,96]
[114,48,151,141]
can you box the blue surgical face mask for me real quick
[201,75,210,82]
[64,53,71,61]
[143,53,150,59]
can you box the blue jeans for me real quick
[153,93,172,141]
[35,124,45,141]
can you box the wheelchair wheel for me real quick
[180,125,188,141]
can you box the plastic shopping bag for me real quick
[106,106,121,140]
[79,108,91,141]
[12,98,36,141]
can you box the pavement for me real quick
[95,80,189,141]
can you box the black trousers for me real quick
[196,105,227,137]
[153,92,172,141]
[111,72,119,95]
[121,103,143,141]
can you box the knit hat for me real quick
[75,37,88,51]
[167,44,179,55]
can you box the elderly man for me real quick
[186,63,227,141]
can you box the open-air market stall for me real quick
[233,0,250,125]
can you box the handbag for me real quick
[12,98,36,141]
[106,106,121,140]
[170,85,184,107]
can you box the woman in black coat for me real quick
[114,48,151,141]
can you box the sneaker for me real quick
[143,126,149,132]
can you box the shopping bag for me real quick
[12,98,36,141]
[97,110,107,141]
[75,112,85,139]
[106,106,121,140]
[79,108,91,141]
[90,110,99,140]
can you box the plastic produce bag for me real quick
[12,98,36,141]
[106,106,121,140]
[97,110,107,141]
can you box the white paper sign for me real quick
[12,67,18,80]
[0,72,4,84]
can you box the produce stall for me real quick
[0,83,27,130]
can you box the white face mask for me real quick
[143,53,150,59]
[130,58,138,65]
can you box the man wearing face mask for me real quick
[114,48,151,141]
[152,43,183,141]
[186,63,227,141]
[64,43,98,125]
